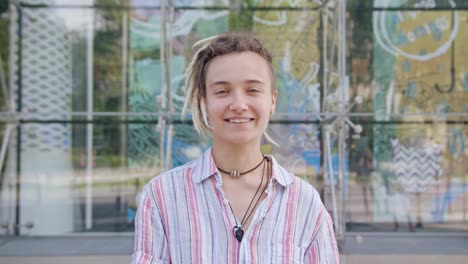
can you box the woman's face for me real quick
[204,51,277,148]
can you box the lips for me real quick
[225,118,254,124]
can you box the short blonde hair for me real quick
[182,32,276,136]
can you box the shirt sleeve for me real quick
[131,185,170,264]
[304,205,340,263]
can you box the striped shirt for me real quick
[132,147,339,263]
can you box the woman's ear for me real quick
[270,90,278,115]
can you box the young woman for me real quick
[132,32,339,263]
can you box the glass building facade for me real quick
[0,0,466,241]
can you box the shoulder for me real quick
[150,160,197,184]
[291,175,322,205]
[273,160,322,206]
[272,169,329,238]
[274,160,320,201]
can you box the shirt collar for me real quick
[192,147,218,184]
[268,155,294,187]
[192,147,294,187]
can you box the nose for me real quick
[229,91,248,111]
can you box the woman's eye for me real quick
[215,89,227,94]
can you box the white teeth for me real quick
[229,119,250,123]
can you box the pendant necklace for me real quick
[222,158,270,242]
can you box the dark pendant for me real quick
[233,226,244,242]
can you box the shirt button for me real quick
[223,198,229,205]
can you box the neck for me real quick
[212,142,264,177]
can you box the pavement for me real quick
[0,232,467,264]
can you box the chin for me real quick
[218,135,262,147]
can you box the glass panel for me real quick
[372,9,466,117]
[345,120,467,232]
[1,122,162,234]
[129,4,162,115]
[346,2,468,233]
[93,7,126,113]
[6,5,128,115]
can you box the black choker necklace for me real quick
[226,158,271,242]
[217,156,266,177]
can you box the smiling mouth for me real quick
[226,118,253,124]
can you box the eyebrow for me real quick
[208,79,265,89]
